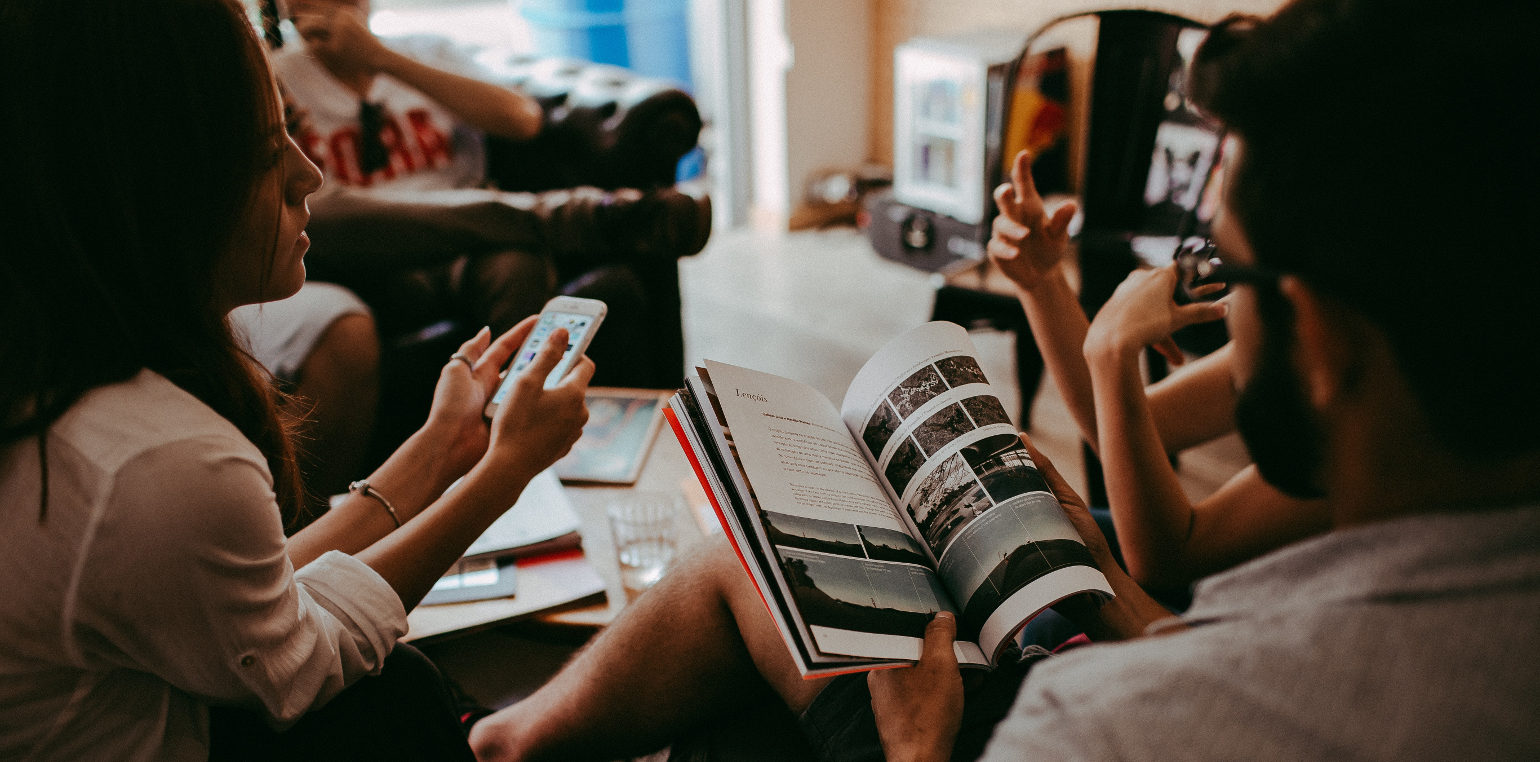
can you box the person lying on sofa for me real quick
[272,0,710,388]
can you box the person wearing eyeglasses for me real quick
[470,1,1540,760]
[989,147,1329,603]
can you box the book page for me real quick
[705,360,906,531]
[840,322,1113,662]
[462,469,582,560]
[701,361,988,668]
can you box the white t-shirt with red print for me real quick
[274,36,489,195]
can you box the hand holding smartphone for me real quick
[483,296,606,418]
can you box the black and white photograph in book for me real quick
[962,433,1053,498]
[934,355,988,388]
[908,452,990,556]
[762,510,928,567]
[886,365,948,419]
[858,525,931,566]
[961,395,1012,428]
[926,435,1092,640]
[912,403,975,457]
[946,496,1097,642]
[884,438,926,498]
[862,400,902,462]
[880,394,1016,498]
[778,547,951,639]
[763,510,867,559]
[867,355,998,466]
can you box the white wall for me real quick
[747,0,791,226]
[711,0,1291,229]
[745,0,869,226]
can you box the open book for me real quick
[668,322,1112,676]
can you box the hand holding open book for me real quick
[668,322,1113,677]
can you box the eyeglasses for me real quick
[1174,238,1280,300]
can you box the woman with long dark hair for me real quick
[0,1,590,758]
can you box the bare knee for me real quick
[298,312,380,392]
[673,533,742,584]
[468,722,516,762]
[674,534,832,712]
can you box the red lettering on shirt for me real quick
[378,118,415,174]
[306,107,456,187]
[327,127,365,186]
[405,109,452,168]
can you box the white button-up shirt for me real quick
[1,371,407,761]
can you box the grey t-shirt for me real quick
[982,505,1540,760]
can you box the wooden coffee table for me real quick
[538,422,715,627]
[406,416,713,641]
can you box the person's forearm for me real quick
[1087,340,1202,589]
[286,426,466,568]
[1059,564,1181,641]
[1146,343,1240,452]
[377,48,541,140]
[1015,268,1100,452]
[355,453,538,609]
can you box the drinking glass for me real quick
[606,491,681,596]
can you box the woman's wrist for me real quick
[1005,260,1067,294]
[366,42,409,78]
[377,431,462,501]
[417,409,497,480]
[478,440,547,490]
[1083,327,1144,371]
[448,448,542,515]
[882,740,953,762]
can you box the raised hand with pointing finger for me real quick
[988,149,1079,291]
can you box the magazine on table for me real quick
[554,388,672,484]
[460,468,583,562]
[420,469,584,606]
[666,321,1113,677]
[410,470,606,638]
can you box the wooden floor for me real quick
[423,221,1251,748]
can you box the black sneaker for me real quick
[601,186,713,261]
[539,186,712,268]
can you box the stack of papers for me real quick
[417,469,600,614]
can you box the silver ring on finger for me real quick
[449,352,474,371]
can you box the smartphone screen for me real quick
[488,310,596,406]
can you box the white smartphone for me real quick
[483,296,606,418]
